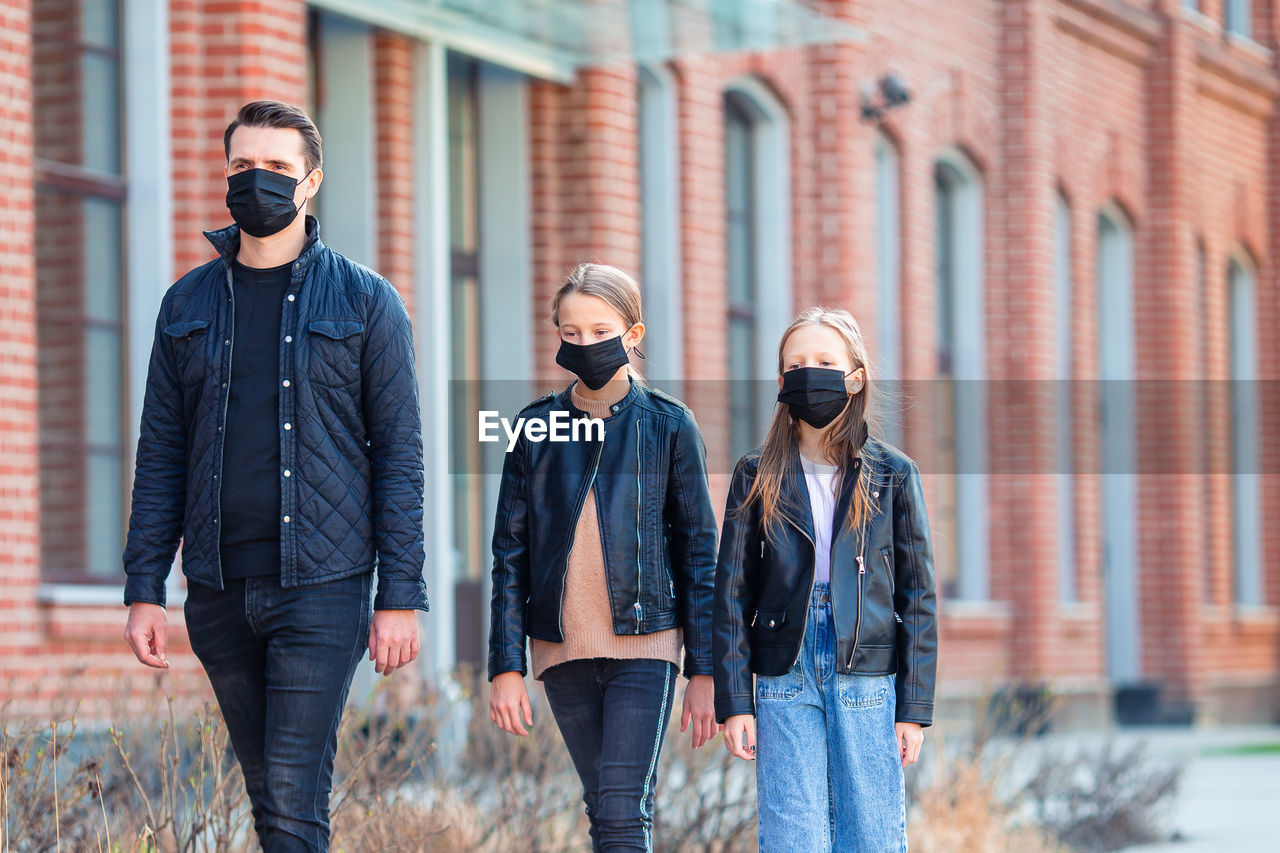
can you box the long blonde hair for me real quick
[738,307,882,542]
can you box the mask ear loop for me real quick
[624,323,646,359]
[844,366,865,396]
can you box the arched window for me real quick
[724,78,792,460]
[1096,205,1139,683]
[639,64,683,388]
[934,151,988,601]
[875,132,902,446]
[1228,253,1261,606]
[1054,191,1077,603]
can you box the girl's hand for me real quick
[680,675,722,749]
[489,671,533,737]
[722,714,756,761]
[896,722,924,766]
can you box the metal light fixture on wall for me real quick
[860,73,911,122]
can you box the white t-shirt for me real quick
[799,451,841,584]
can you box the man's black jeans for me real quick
[542,658,678,852]
[184,572,371,852]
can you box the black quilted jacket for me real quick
[122,217,428,612]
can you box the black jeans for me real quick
[542,658,678,852]
[184,572,371,852]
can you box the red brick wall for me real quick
[2,0,1277,721]
[0,0,40,672]
[171,0,309,273]
[374,31,416,310]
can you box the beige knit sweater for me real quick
[530,383,683,680]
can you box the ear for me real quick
[301,167,323,202]
[846,367,866,395]
[625,322,646,349]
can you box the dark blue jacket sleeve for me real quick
[122,302,186,607]
[664,408,719,678]
[361,279,429,612]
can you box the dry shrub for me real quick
[1021,740,1182,852]
[908,683,1183,853]
[909,744,1065,853]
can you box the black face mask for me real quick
[556,331,634,391]
[225,168,311,238]
[777,366,854,428]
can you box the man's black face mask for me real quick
[225,167,312,238]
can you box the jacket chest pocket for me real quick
[162,319,213,388]
[306,319,364,389]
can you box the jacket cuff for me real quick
[714,692,756,724]
[895,700,934,728]
[123,574,167,608]
[373,577,430,612]
[488,657,528,681]
[682,657,714,679]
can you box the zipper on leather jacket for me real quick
[634,418,643,633]
[559,436,605,638]
[848,549,866,670]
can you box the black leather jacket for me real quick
[487,378,718,681]
[713,436,937,725]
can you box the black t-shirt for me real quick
[219,259,292,580]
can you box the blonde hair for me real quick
[551,263,646,379]
[551,263,643,329]
[737,306,883,541]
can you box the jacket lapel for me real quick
[782,450,818,546]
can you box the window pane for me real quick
[79,0,121,50]
[36,191,126,581]
[33,0,123,175]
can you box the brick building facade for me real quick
[1,0,1276,725]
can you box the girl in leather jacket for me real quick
[487,263,720,851]
[713,306,937,852]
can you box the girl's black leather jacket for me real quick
[487,379,718,681]
[713,436,938,725]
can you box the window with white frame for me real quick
[1228,255,1261,606]
[724,79,792,462]
[639,64,684,388]
[874,132,902,447]
[1226,0,1252,38]
[1054,191,1077,604]
[933,153,989,602]
[34,0,128,582]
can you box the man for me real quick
[122,100,428,852]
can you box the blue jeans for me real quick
[541,658,678,852]
[184,572,372,852]
[755,582,908,853]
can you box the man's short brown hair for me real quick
[223,100,323,173]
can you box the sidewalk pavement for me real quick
[1065,725,1280,853]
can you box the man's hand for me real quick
[125,603,170,669]
[489,671,533,737]
[896,722,924,766]
[680,675,721,749]
[368,609,420,675]
[722,714,756,760]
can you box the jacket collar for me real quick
[203,214,326,278]
[782,434,866,546]
[557,374,643,418]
